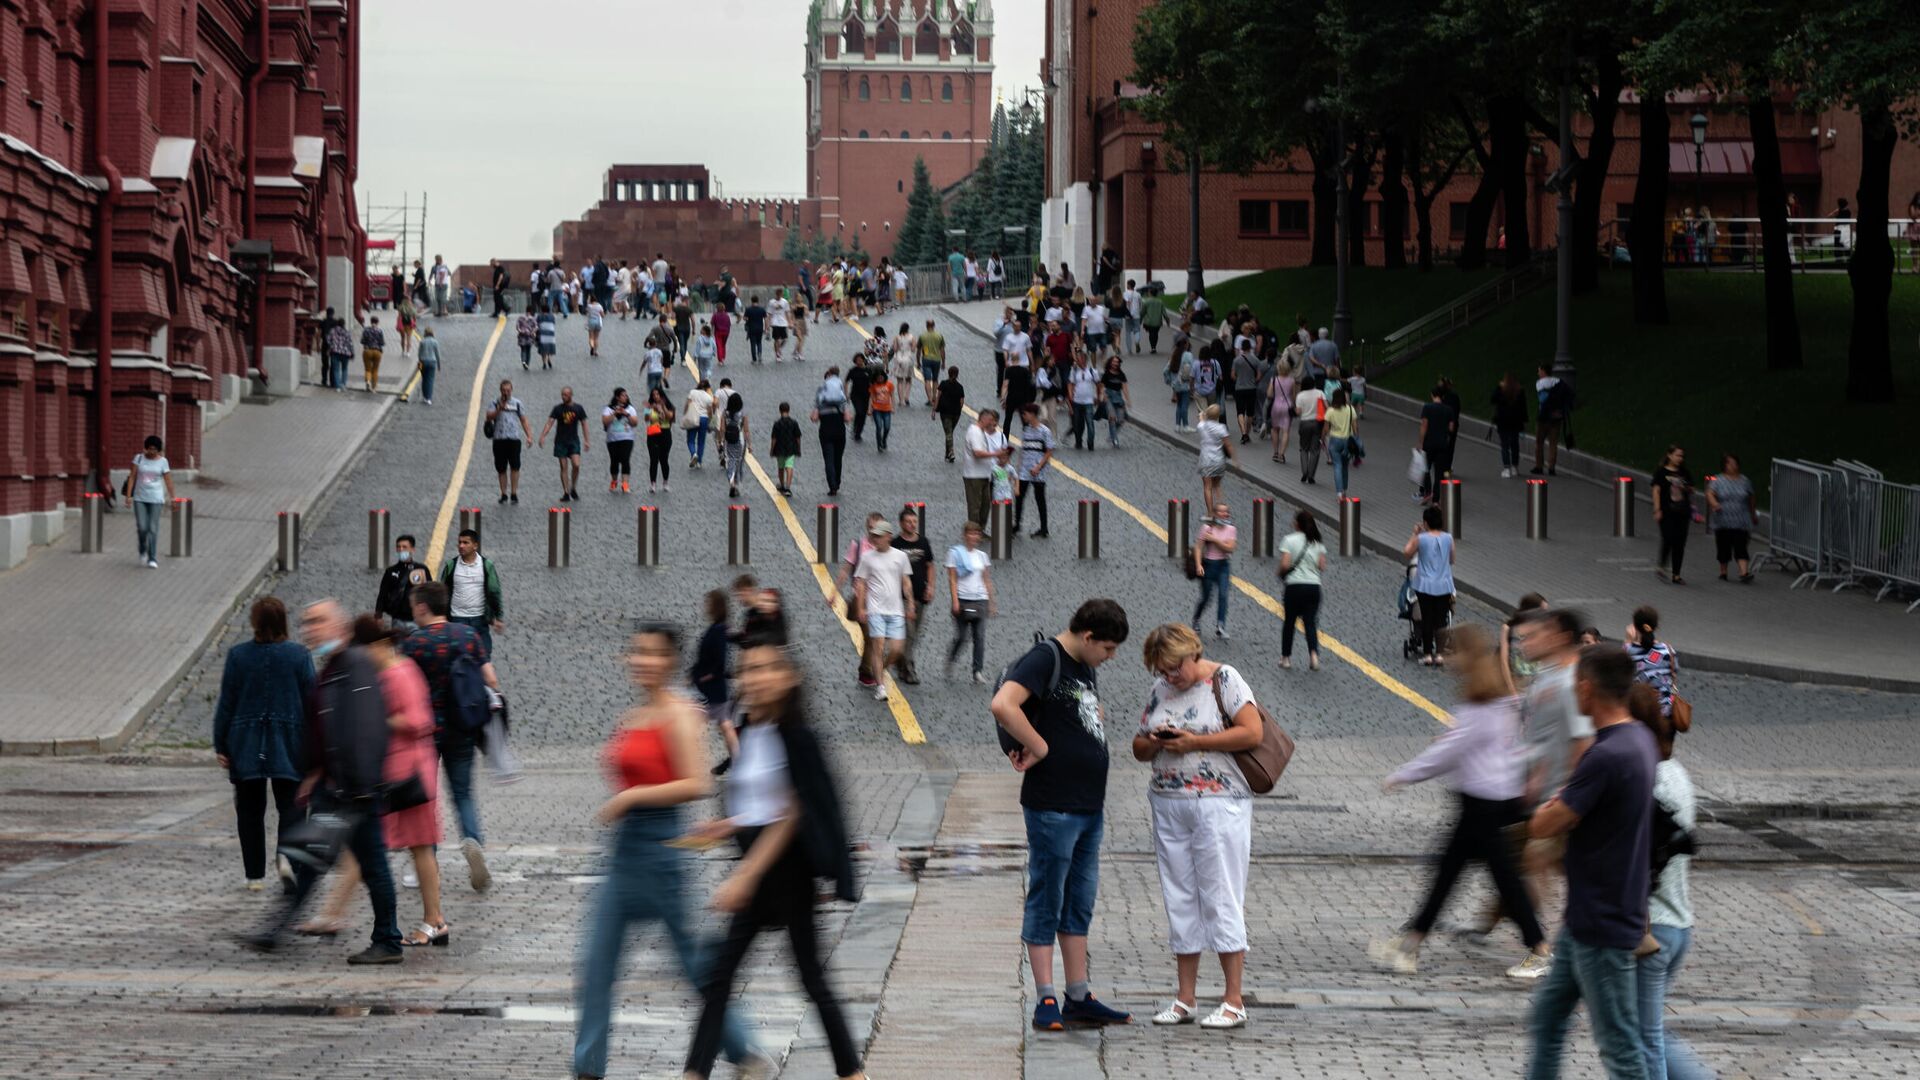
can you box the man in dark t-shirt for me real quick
[1525,645,1659,1079]
[989,599,1132,1032]
[891,508,935,685]
[536,386,591,502]
[936,368,967,462]
[1417,385,1457,500]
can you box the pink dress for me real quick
[379,660,441,850]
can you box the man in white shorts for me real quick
[853,519,916,701]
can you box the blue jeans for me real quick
[450,613,492,656]
[133,500,163,562]
[574,808,757,1076]
[436,726,484,846]
[276,794,400,951]
[329,353,350,388]
[1070,403,1096,448]
[1174,390,1192,428]
[687,419,708,463]
[1105,391,1127,442]
[1021,809,1104,945]
[1528,929,1650,1080]
[1639,925,1714,1080]
[418,362,437,402]
[872,409,892,450]
[1193,557,1230,627]
[1329,436,1352,495]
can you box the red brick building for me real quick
[0,0,362,567]
[802,0,995,258]
[551,165,802,288]
[1040,0,1920,290]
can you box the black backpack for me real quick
[447,653,492,734]
[992,634,1063,754]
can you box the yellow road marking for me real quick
[1776,890,1826,936]
[680,352,926,744]
[399,364,422,402]
[424,316,508,571]
[847,317,1452,727]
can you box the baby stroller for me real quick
[1398,555,1453,659]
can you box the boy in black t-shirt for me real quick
[989,599,1133,1032]
[769,402,802,496]
[891,508,935,684]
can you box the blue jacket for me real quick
[212,640,314,782]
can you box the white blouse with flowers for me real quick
[1138,664,1256,799]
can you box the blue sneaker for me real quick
[1063,993,1132,1026]
[1031,995,1065,1031]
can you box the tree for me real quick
[1799,0,1920,400]
[895,156,939,265]
[1627,91,1671,323]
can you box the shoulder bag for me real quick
[1211,668,1295,795]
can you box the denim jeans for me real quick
[1021,808,1104,944]
[1498,426,1523,470]
[872,409,893,450]
[1193,557,1230,627]
[1174,390,1192,428]
[1639,925,1714,1080]
[1105,392,1127,442]
[1070,403,1096,448]
[1528,929,1650,1080]
[329,353,350,388]
[575,808,757,1076]
[437,726,484,846]
[1329,435,1353,495]
[133,500,163,562]
[687,419,708,463]
[419,362,437,402]
[450,613,492,656]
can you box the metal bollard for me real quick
[80,492,105,553]
[547,506,571,568]
[989,499,1013,560]
[367,508,390,570]
[1612,476,1635,537]
[1526,479,1549,539]
[1077,499,1100,559]
[276,511,301,572]
[1166,499,1190,558]
[904,500,927,538]
[638,505,661,566]
[727,504,751,565]
[1250,497,1274,558]
[1338,496,1362,558]
[1441,479,1463,538]
[458,506,483,546]
[816,503,839,564]
[170,497,193,558]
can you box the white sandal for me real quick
[1151,998,1198,1025]
[1199,1001,1248,1029]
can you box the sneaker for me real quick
[610,479,619,492]
[1508,953,1552,980]
[1032,996,1066,1031]
[871,683,888,701]
[147,559,160,569]
[858,672,879,687]
[401,868,419,890]
[1368,935,1419,974]
[245,878,266,892]
[971,671,987,685]
[1215,625,1230,640]
[1062,993,1132,1026]
[347,945,404,966]
[1501,468,1512,478]
[462,838,492,892]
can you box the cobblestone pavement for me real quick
[0,309,1914,1077]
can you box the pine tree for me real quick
[896,156,940,265]
[780,225,802,262]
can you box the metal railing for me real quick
[1372,255,1555,372]
[1609,217,1920,272]
[1758,457,1920,609]
[886,254,1039,307]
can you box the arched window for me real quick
[859,76,870,101]
[942,131,952,140]
[875,18,899,55]
[922,76,933,102]
[880,130,891,139]
[898,180,905,193]
[916,19,939,57]
[842,21,864,54]
[900,76,912,102]
[941,78,953,102]
[953,24,975,56]
[858,130,869,139]
[921,130,932,140]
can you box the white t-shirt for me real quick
[644,347,665,375]
[961,424,1002,480]
[652,258,669,282]
[946,544,991,601]
[892,268,909,294]
[1294,388,1325,420]
[1124,288,1142,319]
[768,298,790,328]
[615,267,632,293]
[855,546,913,618]
[603,405,638,442]
[431,262,451,286]
[1068,364,1100,404]
[729,722,790,827]
[1004,331,1032,366]
[1082,305,1108,335]
[131,454,171,503]
[449,555,486,618]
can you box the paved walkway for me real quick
[0,382,392,752]
[940,300,1920,691]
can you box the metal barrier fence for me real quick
[1606,217,1920,272]
[1760,458,1920,609]
[891,254,1039,307]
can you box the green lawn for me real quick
[1208,265,1506,346]
[1375,270,1920,501]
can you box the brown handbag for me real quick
[1671,694,1693,733]
[1210,669,1295,795]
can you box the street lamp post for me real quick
[1552,50,1576,380]
[1141,141,1158,289]
[1690,112,1709,258]
[1185,146,1204,299]
[1331,72,1354,350]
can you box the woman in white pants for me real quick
[1131,623,1264,1030]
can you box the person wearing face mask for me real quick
[375,534,434,627]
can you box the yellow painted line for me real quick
[848,316,1452,728]
[399,364,422,402]
[424,316,508,571]
[679,352,926,745]
[1776,890,1826,936]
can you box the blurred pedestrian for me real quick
[1624,606,1680,721]
[414,326,441,405]
[1371,624,1551,978]
[1634,686,1709,1080]
[213,596,312,893]
[400,581,501,893]
[1195,405,1234,518]
[576,624,773,1080]
[1276,510,1328,671]
[682,639,863,1080]
[1133,623,1262,1030]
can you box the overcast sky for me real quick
[354,2,1044,269]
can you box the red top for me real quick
[607,724,677,790]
